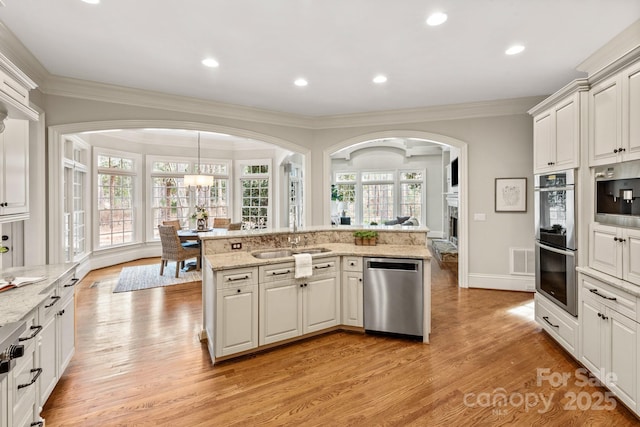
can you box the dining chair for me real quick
[228,222,242,230]
[162,219,182,230]
[213,217,231,229]
[158,225,201,277]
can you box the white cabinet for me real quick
[0,118,29,220]
[259,257,339,346]
[589,223,640,286]
[533,91,581,173]
[207,265,259,358]
[579,274,638,410]
[342,257,363,327]
[589,60,640,166]
[38,269,77,406]
[534,293,579,356]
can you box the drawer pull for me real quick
[542,316,559,329]
[589,288,617,301]
[271,270,291,276]
[18,325,43,342]
[227,275,250,282]
[18,368,42,389]
[64,278,80,287]
[44,296,61,308]
[314,264,332,270]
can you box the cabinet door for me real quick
[216,286,258,356]
[622,60,640,162]
[303,275,340,334]
[623,229,640,286]
[589,75,621,166]
[259,281,302,345]
[342,271,363,327]
[589,223,621,278]
[580,295,605,376]
[38,314,57,405]
[0,119,28,216]
[533,110,554,173]
[553,95,579,170]
[12,340,37,427]
[608,309,637,409]
[57,294,75,375]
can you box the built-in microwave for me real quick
[595,160,640,228]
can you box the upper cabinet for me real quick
[0,118,29,220]
[589,60,640,166]
[529,79,588,174]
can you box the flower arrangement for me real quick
[191,205,209,220]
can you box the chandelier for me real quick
[183,131,213,187]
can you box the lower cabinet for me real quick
[215,284,258,356]
[579,273,638,411]
[342,257,363,327]
[535,293,578,356]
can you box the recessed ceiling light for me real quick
[373,75,388,84]
[505,45,525,55]
[426,12,447,26]
[294,78,308,87]
[82,0,100,4]
[201,58,219,68]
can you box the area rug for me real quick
[113,263,202,293]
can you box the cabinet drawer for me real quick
[38,288,60,323]
[17,310,40,354]
[535,293,579,356]
[260,263,295,283]
[580,275,637,320]
[216,267,258,289]
[312,258,338,277]
[343,256,362,272]
[59,269,79,300]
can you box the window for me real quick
[150,157,230,238]
[63,139,89,262]
[97,153,137,248]
[333,169,426,225]
[240,161,271,229]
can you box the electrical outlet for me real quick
[231,242,242,250]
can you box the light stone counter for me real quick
[0,263,77,326]
[205,243,431,271]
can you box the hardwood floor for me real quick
[41,257,639,426]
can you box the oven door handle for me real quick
[535,241,576,257]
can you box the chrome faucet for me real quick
[288,235,300,248]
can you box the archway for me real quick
[323,130,469,287]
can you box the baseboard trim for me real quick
[468,273,534,292]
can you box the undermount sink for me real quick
[251,247,331,259]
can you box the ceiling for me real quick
[0,1,639,117]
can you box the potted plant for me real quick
[353,230,378,246]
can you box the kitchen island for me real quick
[199,226,431,364]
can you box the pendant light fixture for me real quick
[184,131,214,187]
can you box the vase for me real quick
[197,217,207,231]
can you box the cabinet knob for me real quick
[359,278,362,282]
[300,284,303,288]
[57,309,65,316]
[620,147,626,152]
[237,289,241,293]
[614,148,619,153]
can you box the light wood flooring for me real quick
[41,257,639,426]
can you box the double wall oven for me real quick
[534,169,577,316]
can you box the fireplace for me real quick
[448,206,458,246]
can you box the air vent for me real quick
[510,248,534,276]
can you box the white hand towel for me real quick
[293,253,312,279]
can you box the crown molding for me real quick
[0,21,48,85]
[577,18,640,77]
[310,96,547,129]
[527,78,590,116]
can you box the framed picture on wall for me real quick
[495,177,527,212]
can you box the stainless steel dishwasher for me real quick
[363,257,423,338]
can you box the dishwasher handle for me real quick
[366,260,420,271]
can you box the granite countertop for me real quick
[198,225,429,240]
[205,243,431,271]
[0,263,76,326]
